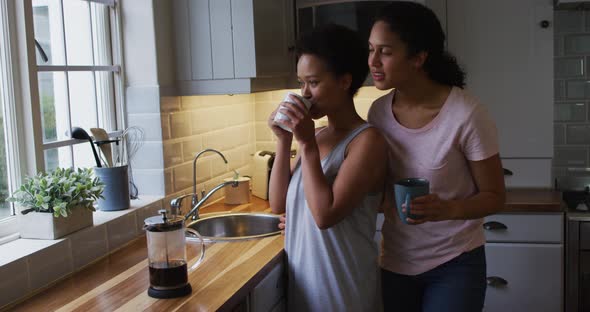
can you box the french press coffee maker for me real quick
[144,209,205,299]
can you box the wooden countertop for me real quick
[503,189,564,213]
[7,197,283,312]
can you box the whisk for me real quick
[120,126,144,199]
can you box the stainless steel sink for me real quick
[186,212,282,242]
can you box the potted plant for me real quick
[8,167,104,239]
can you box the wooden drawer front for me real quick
[484,243,563,312]
[580,222,590,250]
[483,214,563,243]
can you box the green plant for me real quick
[8,168,104,217]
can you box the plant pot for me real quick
[17,206,93,239]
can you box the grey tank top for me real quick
[285,123,382,312]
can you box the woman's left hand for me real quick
[403,194,458,224]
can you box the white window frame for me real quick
[0,0,27,243]
[31,0,126,166]
[0,0,125,243]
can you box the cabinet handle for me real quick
[503,168,513,176]
[487,276,508,287]
[539,20,550,28]
[483,221,507,231]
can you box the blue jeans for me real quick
[381,246,487,312]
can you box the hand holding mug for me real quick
[394,178,428,225]
[268,107,293,142]
[273,93,315,146]
[403,193,458,225]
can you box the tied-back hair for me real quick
[375,1,466,88]
[295,24,369,96]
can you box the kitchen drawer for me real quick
[483,214,563,243]
[580,222,590,250]
[484,243,563,312]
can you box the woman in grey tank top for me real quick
[268,25,388,312]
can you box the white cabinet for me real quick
[174,0,295,95]
[250,260,286,312]
[447,0,553,159]
[483,213,564,312]
[447,0,553,187]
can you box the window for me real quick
[0,0,123,241]
[32,0,123,171]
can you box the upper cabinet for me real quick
[173,0,295,95]
[447,0,554,159]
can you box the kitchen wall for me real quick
[160,93,255,201]
[554,9,590,180]
[160,87,389,201]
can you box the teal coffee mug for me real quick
[394,178,429,224]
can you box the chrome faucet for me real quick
[192,149,228,208]
[169,193,193,216]
[184,180,239,220]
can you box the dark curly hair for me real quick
[295,24,369,96]
[374,1,466,88]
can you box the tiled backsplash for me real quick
[554,10,590,179]
[161,87,389,200]
[161,94,256,200]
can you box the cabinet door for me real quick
[250,261,285,312]
[447,0,553,158]
[484,243,563,312]
[210,0,235,79]
[253,0,294,78]
[186,0,213,80]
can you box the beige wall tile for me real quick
[227,102,254,126]
[164,169,173,194]
[163,142,182,168]
[173,160,210,192]
[254,91,273,101]
[255,101,277,122]
[256,123,272,141]
[233,125,251,148]
[204,94,251,106]
[170,112,192,138]
[256,142,276,152]
[180,96,204,111]
[211,154,233,177]
[203,130,236,151]
[182,138,203,162]
[191,107,229,135]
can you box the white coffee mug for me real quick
[273,92,312,132]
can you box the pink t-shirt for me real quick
[367,87,499,275]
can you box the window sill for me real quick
[0,195,164,309]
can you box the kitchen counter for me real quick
[503,188,564,213]
[6,197,283,312]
